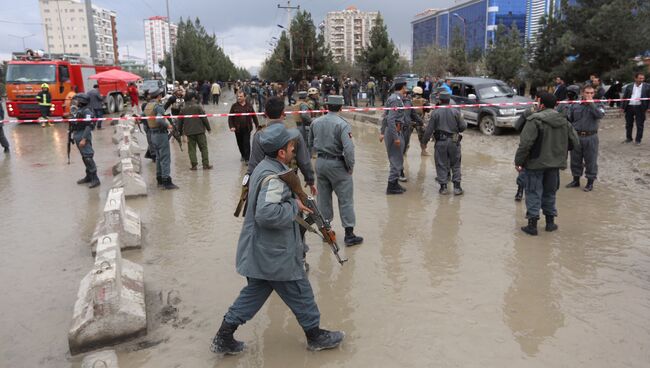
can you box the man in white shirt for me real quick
[211,81,222,105]
[621,73,650,144]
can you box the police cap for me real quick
[259,123,301,155]
[567,85,580,95]
[326,95,344,106]
[439,90,451,100]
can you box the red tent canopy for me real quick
[88,69,142,83]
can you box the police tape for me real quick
[1,97,649,125]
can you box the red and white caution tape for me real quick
[1,97,648,125]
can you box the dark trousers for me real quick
[625,106,646,143]
[212,94,220,105]
[224,277,320,331]
[434,140,462,184]
[93,109,104,128]
[202,94,210,105]
[39,105,50,119]
[367,92,375,107]
[570,134,599,179]
[524,168,559,219]
[235,129,251,161]
[0,123,9,149]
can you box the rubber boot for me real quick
[343,227,363,246]
[583,178,594,192]
[439,183,449,195]
[386,180,404,195]
[514,185,524,201]
[305,327,345,351]
[210,319,245,355]
[521,217,538,236]
[156,176,163,188]
[545,215,558,232]
[203,164,213,170]
[396,181,407,192]
[88,173,100,188]
[453,182,464,196]
[398,170,407,182]
[190,164,198,171]
[77,170,91,185]
[163,177,179,190]
[565,176,580,188]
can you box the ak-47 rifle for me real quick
[234,174,250,217]
[67,122,73,164]
[277,169,347,265]
[165,115,183,151]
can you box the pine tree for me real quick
[486,23,525,82]
[360,13,400,79]
[448,26,469,76]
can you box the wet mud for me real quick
[1,93,649,367]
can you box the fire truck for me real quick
[4,51,128,120]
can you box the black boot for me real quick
[386,180,403,195]
[156,176,163,188]
[305,327,345,351]
[514,185,524,201]
[545,215,558,232]
[453,181,464,196]
[398,170,407,182]
[396,181,407,192]
[76,170,91,185]
[210,319,245,355]
[88,173,100,188]
[565,176,580,188]
[344,227,363,246]
[439,183,449,195]
[521,217,538,236]
[163,177,179,190]
[583,178,594,192]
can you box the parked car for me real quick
[139,79,166,98]
[396,73,420,92]
[448,77,531,135]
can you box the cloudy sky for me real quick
[0,0,456,72]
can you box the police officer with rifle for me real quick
[68,93,100,188]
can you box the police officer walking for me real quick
[565,85,606,192]
[211,123,344,355]
[70,93,100,188]
[381,78,408,194]
[422,90,467,195]
[309,95,363,246]
[144,89,179,190]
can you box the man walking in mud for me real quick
[211,123,344,355]
[381,77,408,194]
[515,92,581,236]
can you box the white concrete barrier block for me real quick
[81,350,119,368]
[112,157,142,176]
[69,233,146,355]
[92,188,141,250]
[112,170,147,198]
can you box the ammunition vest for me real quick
[412,97,426,118]
[144,102,161,129]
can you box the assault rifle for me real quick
[165,115,183,151]
[67,123,73,164]
[278,169,347,265]
[234,174,250,217]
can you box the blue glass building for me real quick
[412,0,528,61]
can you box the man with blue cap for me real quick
[309,95,363,246]
[380,77,408,194]
[212,122,345,355]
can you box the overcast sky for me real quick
[0,0,456,72]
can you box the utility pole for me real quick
[277,1,299,61]
[166,0,176,82]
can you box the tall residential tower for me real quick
[321,6,378,64]
[143,16,177,73]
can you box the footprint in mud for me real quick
[156,290,192,328]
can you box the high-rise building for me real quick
[144,16,177,73]
[411,0,527,62]
[321,6,378,64]
[525,0,576,47]
[39,0,118,63]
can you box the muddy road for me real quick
[1,92,649,367]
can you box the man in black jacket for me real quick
[553,76,567,101]
[621,73,650,145]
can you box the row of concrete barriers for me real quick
[68,118,150,366]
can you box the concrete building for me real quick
[411,0,527,61]
[39,0,118,63]
[321,6,378,64]
[143,16,177,73]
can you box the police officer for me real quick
[36,83,52,127]
[380,77,408,194]
[144,88,179,190]
[71,93,100,188]
[295,91,313,151]
[309,95,363,246]
[565,85,605,192]
[422,90,467,195]
[212,123,344,355]
[556,85,580,118]
[0,100,9,153]
[411,86,431,156]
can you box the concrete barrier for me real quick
[69,233,146,355]
[92,188,141,252]
[112,157,142,176]
[112,160,147,198]
[81,349,119,368]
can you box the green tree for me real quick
[359,13,400,79]
[260,31,291,81]
[162,17,245,82]
[448,26,469,75]
[486,23,525,82]
[413,45,450,77]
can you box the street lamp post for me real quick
[452,13,467,47]
[9,33,35,51]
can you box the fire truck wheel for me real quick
[115,95,124,112]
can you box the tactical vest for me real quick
[412,97,426,118]
[144,102,161,129]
